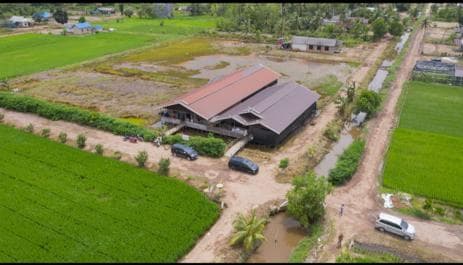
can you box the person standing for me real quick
[337,233,344,249]
[339,203,345,216]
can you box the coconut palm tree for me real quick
[229,210,267,252]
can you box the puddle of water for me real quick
[180,54,353,84]
[314,130,354,177]
[248,212,306,263]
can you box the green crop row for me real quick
[0,124,219,262]
[164,134,226,158]
[0,92,158,141]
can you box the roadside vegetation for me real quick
[0,124,219,262]
[0,92,158,141]
[336,246,403,263]
[288,223,323,262]
[328,139,365,186]
[163,134,226,158]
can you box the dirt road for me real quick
[318,5,463,262]
[0,33,391,263]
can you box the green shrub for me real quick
[112,151,122,160]
[423,198,433,211]
[434,207,445,216]
[41,128,51,138]
[355,90,382,117]
[24,123,34,133]
[158,158,170,176]
[454,209,463,221]
[135,150,148,168]
[95,144,104,155]
[328,139,365,185]
[76,134,86,149]
[323,121,341,141]
[411,208,431,220]
[279,158,289,169]
[0,92,157,141]
[58,132,67,143]
[163,134,226,157]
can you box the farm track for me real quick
[0,34,390,262]
[318,5,463,262]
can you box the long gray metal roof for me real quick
[292,36,340,47]
[368,69,389,92]
[211,81,320,134]
[414,60,455,74]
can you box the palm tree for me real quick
[229,210,267,252]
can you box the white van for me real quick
[375,212,416,240]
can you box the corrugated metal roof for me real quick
[455,65,463,77]
[75,22,92,29]
[395,32,410,52]
[211,81,320,134]
[9,16,32,23]
[292,36,339,47]
[165,64,281,120]
[368,69,388,92]
[414,60,455,74]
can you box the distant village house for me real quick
[8,16,34,28]
[65,22,103,35]
[32,11,52,22]
[291,36,342,53]
[91,7,116,15]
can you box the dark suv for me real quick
[171,143,198,161]
[228,156,259,175]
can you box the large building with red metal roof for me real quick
[160,64,320,146]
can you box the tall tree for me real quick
[119,3,124,15]
[53,9,68,24]
[286,171,331,228]
[372,17,387,40]
[389,19,404,36]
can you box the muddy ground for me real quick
[422,20,461,57]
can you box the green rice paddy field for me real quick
[0,124,219,262]
[0,16,217,80]
[383,81,463,206]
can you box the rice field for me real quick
[0,33,155,79]
[398,81,463,138]
[0,16,218,80]
[383,81,463,206]
[0,124,219,262]
[383,128,463,206]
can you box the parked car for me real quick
[228,156,259,175]
[375,212,416,240]
[171,143,198,161]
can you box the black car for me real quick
[228,156,259,175]
[171,143,198,161]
